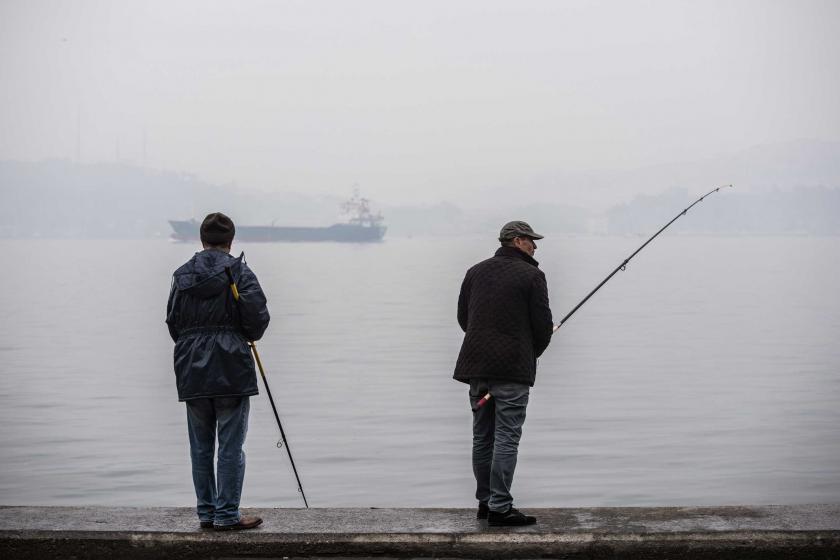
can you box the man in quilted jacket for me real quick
[166,212,270,531]
[453,221,554,526]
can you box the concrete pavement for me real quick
[2,504,839,558]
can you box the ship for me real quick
[169,192,386,243]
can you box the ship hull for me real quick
[169,220,386,243]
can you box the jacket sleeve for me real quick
[236,264,271,341]
[165,276,179,342]
[457,272,471,332]
[529,271,554,357]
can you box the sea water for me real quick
[0,236,838,507]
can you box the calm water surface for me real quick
[0,236,838,507]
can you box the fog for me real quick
[2,2,840,512]
[2,0,839,213]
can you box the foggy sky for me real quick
[1,0,839,208]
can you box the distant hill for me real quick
[608,186,840,235]
[512,139,840,209]
[1,160,190,238]
[0,160,349,239]
[2,139,839,239]
[0,159,592,239]
[605,139,840,198]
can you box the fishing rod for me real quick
[553,184,733,331]
[472,184,733,412]
[225,267,310,508]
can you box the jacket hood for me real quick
[174,249,244,298]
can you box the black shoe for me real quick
[477,502,489,520]
[199,521,213,529]
[488,507,536,526]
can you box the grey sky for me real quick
[1,0,838,207]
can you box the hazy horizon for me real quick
[2,0,839,209]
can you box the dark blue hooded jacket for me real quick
[166,249,270,401]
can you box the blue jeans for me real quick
[469,379,530,512]
[186,396,250,526]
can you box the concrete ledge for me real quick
[2,504,839,559]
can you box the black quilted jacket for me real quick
[453,246,554,386]
[166,249,270,401]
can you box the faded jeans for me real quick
[185,396,250,526]
[469,379,530,513]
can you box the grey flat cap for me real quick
[499,220,544,241]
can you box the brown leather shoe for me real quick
[213,515,263,531]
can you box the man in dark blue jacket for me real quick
[166,212,270,531]
[454,221,553,526]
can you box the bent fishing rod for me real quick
[225,267,310,508]
[472,184,733,412]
